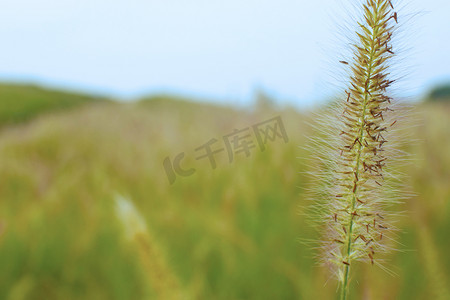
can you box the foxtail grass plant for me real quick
[307,0,407,299]
[115,195,184,299]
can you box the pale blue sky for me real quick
[0,0,449,106]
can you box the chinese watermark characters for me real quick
[163,116,289,185]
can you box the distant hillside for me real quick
[426,83,450,102]
[0,83,110,126]
[138,94,232,111]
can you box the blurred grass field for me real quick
[0,84,449,299]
